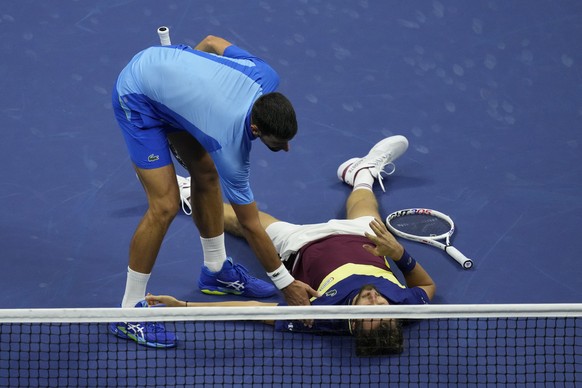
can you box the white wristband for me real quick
[267,263,294,290]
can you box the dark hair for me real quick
[251,92,297,140]
[354,319,404,356]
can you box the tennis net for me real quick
[1,304,580,387]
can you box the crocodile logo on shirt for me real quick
[148,154,160,162]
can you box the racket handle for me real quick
[157,26,171,46]
[445,246,473,269]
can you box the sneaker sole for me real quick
[200,282,251,296]
[199,286,276,298]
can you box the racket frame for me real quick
[386,208,473,269]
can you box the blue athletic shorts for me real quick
[112,88,182,169]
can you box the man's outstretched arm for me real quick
[146,293,278,308]
[146,294,278,325]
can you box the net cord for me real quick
[1,303,581,323]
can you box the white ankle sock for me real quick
[353,168,374,192]
[121,267,151,308]
[201,234,227,272]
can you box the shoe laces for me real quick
[231,262,258,284]
[371,154,396,192]
[180,198,192,216]
[144,321,167,333]
[177,178,192,215]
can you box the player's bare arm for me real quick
[146,294,278,308]
[401,262,436,301]
[194,35,233,55]
[230,202,284,273]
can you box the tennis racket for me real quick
[157,26,171,46]
[385,208,473,269]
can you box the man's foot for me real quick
[176,175,192,215]
[108,300,177,348]
[199,257,278,298]
[337,135,409,191]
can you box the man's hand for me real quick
[194,35,233,55]
[281,280,320,306]
[145,293,183,307]
[363,218,404,260]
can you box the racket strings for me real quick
[390,215,451,237]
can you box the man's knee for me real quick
[149,195,181,221]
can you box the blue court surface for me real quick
[0,0,581,386]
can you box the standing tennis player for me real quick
[109,34,318,347]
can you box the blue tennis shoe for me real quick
[199,257,278,298]
[109,300,177,348]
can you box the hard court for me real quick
[1,1,581,319]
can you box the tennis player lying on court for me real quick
[147,135,436,355]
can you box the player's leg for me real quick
[122,165,180,311]
[337,135,408,263]
[168,131,227,278]
[167,132,224,239]
[337,135,409,220]
[168,132,276,298]
[345,189,382,220]
[223,202,281,238]
[113,96,181,308]
[118,165,179,346]
[110,90,178,348]
[131,164,181,275]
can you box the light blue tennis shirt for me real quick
[115,44,280,204]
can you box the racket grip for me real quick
[157,26,171,46]
[445,246,473,269]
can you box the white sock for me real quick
[201,234,227,272]
[353,168,374,192]
[121,267,151,308]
